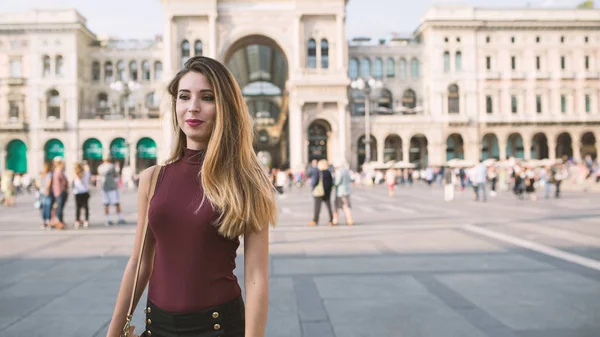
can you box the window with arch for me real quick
[194,40,203,56]
[386,58,395,77]
[117,61,125,81]
[378,89,393,112]
[443,51,450,72]
[361,58,371,78]
[399,58,407,79]
[411,58,420,78]
[307,39,317,68]
[349,58,359,79]
[42,55,51,77]
[55,55,64,75]
[154,61,163,81]
[142,61,151,81]
[145,92,157,108]
[448,84,459,114]
[373,58,383,79]
[181,40,190,67]
[105,61,113,82]
[455,51,462,72]
[321,39,329,69]
[402,89,416,109]
[486,95,493,114]
[92,61,100,81]
[129,60,138,81]
[47,90,61,120]
[97,93,109,113]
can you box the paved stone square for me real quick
[0,183,599,337]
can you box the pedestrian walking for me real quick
[51,157,68,229]
[332,163,354,226]
[72,162,91,229]
[1,170,16,206]
[474,160,487,202]
[106,56,277,337]
[97,157,125,225]
[39,163,54,229]
[385,169,396,197]
[443,166,455,201]
[309,159,334,226]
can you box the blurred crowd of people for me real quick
[0,157,136,230]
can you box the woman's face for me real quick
[175,72,217,150]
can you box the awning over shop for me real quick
[110,138,128,159]
[83,138,103,160]
[136,137,157,159]
[6,139,27,173]
[45,139,64,161]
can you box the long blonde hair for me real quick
[74,163,84,179]
[166,56,277,238]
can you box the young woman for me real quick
[106,56,277,337]
[73,162,91,229]
[51,157,68,229]
[332,163,354,226]
[39,162,54,229]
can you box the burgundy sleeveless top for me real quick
[147,148,241,312]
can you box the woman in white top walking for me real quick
[73,162,91,229]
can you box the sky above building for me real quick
[0,0,588,40]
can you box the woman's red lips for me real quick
[186,119,204,127]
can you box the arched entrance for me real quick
[481,133,499,160]
[581,132,597,160]
[136,137,157,173]
[307,120,331,163]
[82,138,103,174]
[531,133,549,160]
[357,135,377,168]
[446,133,464,161]
[110,137,128,170]
[556,132,573,161]
[384,134,402,162]
[409,134,428,168]
[6,139,27,173]
[507,133,524,159]
[225,35,288,169]
[44,139,64,162]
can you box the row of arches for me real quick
[181,39,203,67]
[307,39,329,69]
[4,137,158,174]
[92,60,163,82]
[349,57,420,80]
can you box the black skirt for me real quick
[142,296,245,337]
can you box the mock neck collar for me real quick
[182,148,206,165]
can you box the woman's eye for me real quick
[178,94,189,100]
[202,95,215,101]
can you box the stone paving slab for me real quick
[1,186,600,337]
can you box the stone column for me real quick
[402,138,410,163]
[294,15,301,70]
[209,14,217,59]
[376,135,384,163]
[548,135,557,161]
[572,136,582,162]
[498,136,507,160]
[523,135,532,160]
[163,15,175,77]
[336,14,344,69]
[337,101,348,165]
[289,98,303,172]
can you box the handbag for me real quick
[121,165,162,337]
[312,172,325,197]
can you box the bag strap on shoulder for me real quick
[127,165,162,318]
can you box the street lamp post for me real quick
[350,77,383,166]
[110,80,140,168]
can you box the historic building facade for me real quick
[1,3,598,177]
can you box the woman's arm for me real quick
[244,224,270,337]
[106,167,157,337]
